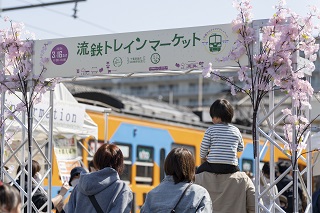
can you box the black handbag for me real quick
[171,182,193,213]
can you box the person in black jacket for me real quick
[276,161,307,213]
[15,160,69,213]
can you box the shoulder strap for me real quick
[171,182,193,213]
[88,195,104,213]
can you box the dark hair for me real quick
[69,167,87,186]
[164,148,195,184]
[31,160,41,177]
[88,161,95,172]
[262,162,278,177]
[277,161,291,174]
[93,143,124,174]
[209,99,234,123]
[0,181,21,212]
[17,160,41,179]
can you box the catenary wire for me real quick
[29,0,115,33]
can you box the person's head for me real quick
[164,148,195,184]
[277,161,291,175]
[0,181,21,213]
[16,160,41,182]
[31,160,41,179]
[88,161,96,172]
[209,99,234,123]
[69,167,87,187]
[279,194,288,210]
[262,162,278,179]
[93,143,124,175]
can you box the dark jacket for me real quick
[312,188,320,213]
[15,179,53,213]
[276,175,304,213]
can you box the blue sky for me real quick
[1,0,320,40]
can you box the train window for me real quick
[171,143,195,159]
[115,143,132,183]
[242,158,253,173]
[88,139,104,153]
[136,145,154,185]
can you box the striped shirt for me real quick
[200,123,244,166]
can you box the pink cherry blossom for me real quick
[203,0,320,154]
[0,17,60,143]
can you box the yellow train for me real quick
[45,82,307,211]
[48,102,304,211]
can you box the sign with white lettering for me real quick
[54,137,78,160]
[56,158,82,184]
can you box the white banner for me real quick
[33,24,247,78]
[5,93,85,132]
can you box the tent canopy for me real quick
[5,83,98,141]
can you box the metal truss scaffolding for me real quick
[0,86,54,213]
[0,19,316,213]
[252,19,313,213]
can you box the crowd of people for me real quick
[0,99,318,212]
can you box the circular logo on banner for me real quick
[51,44,69,65]
[202,28,229,55]
[113,57,123,67]
[150,53,160,64]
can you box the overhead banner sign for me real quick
[33,24,247,78]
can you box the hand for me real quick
[55,199,64,212]
[59,182,70,196]
[201,158,207,164]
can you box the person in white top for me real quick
[197,99,244,174]
[260,162,281,213]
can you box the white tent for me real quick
[4,83,98,141]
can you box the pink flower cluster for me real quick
[203,0,320,152]
[0,17,59,142]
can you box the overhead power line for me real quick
[2,0,115,35]
[2,0,86,12]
